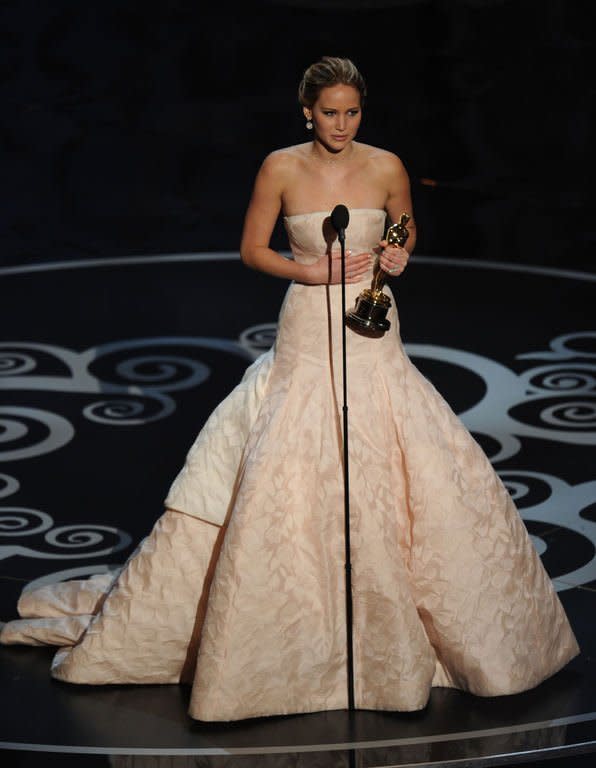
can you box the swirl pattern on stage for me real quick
[0,329,594,591]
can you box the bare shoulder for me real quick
[248,145,308,210]
[260,144,309,175]
[357,143,407,177]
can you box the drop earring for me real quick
[305,119,313,130]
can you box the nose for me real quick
[336,114,346,131]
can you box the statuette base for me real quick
[346,289,391,338]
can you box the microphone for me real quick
[330,204,349,243]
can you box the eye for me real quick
[323,111,335,116]
[348,109,360,116]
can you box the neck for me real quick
[310,138,355,164]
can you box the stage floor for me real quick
[1,252,595,767]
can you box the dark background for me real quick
[1,6,595,762]
[0,0,594,269]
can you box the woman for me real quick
[240,57,412,285]
[1,57,579,722]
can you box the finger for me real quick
[380,259,405,271]
[391,246,409,261]
[348,258,372,271]
[349,252,373,265]
[382,261,405,275]
[381,251,407,266]
[344,266,365,282]
[330,249,352,260]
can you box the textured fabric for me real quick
[0,614,93,647]
[0,209,579,722]
[18,572,116,618]
[51,511,223,685]
[166,351,273,525]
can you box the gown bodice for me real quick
[278,208,399,368]
[283,208,387,284]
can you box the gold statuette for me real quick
[345,212,411,338]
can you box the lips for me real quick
[332,135,348,141]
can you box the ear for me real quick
[303,106,312,121]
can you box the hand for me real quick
[305,249,372,285]
[378,240,409,276]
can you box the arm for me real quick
[240,152,310,282]
[385,153,417,254]
[378,153,416,276]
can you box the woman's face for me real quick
[304,84,362,151]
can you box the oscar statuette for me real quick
[345,212,410,338]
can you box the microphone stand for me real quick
[338,223,355,712]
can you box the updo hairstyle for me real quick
[298,56,367,109]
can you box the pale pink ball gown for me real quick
[0,210,579,721]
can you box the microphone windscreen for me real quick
[330,204,349,232]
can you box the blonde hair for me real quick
[298,56,367,108]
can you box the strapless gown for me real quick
[0,209,579,721]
